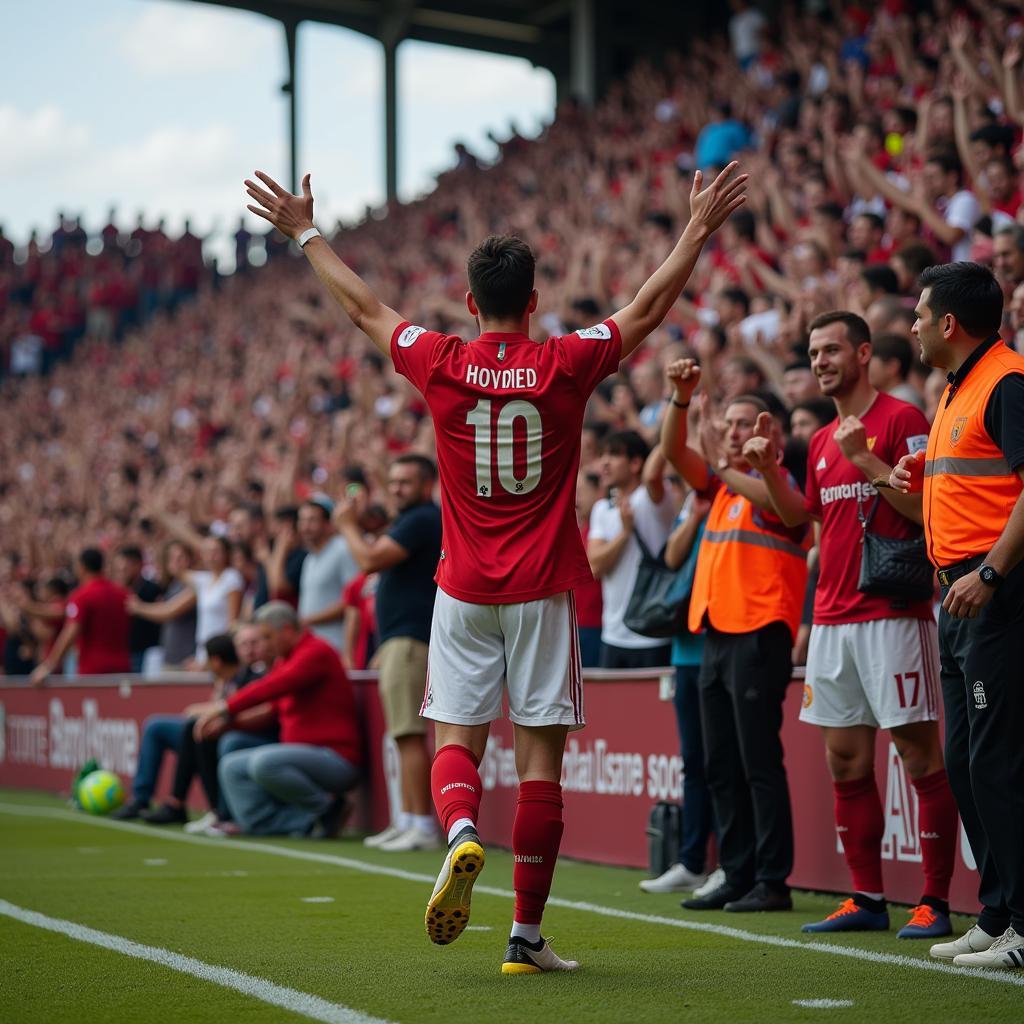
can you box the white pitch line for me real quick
[0,898,393,1024]
[793,999,855,1009]
[3,801,1023,989]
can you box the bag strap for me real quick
[631,526,655,561]
[856,493,881,535]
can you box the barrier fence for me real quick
[0,670,979,912]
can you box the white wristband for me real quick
[297,227,321,248]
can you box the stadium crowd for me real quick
[2,0,1024,942]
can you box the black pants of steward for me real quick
[939,561,1024,934]
[698,621,794,890]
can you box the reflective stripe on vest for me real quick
[688,481,808,640]
[703,528,807,559]
[923,341,1024,567]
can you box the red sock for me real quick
[834,775,885,895]
[512,780,564,926]
[912,768,958,902]
[430,744,482,834]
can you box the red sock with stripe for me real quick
[430,744,482,835]
[911,768,958,903]
[512,780,564,926]
[834,774,885,895]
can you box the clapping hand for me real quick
[244,172,315,243]
[833,416,868,462]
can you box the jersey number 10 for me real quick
[466,399,542,497]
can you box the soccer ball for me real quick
[77,770,125,815]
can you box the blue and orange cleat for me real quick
[801,898,890,933]
[897,903,953,940]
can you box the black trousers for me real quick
[699,622,794,890]
[939,561,1024,933]
[599,642,672,669]
[172,717,219,809]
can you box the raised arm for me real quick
[244,172,404,357]
[613,163,748,360]
[659,360,711,492]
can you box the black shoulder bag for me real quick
[623,530,690,639]
[856,496,934,602]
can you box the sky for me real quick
[2,0,555,262]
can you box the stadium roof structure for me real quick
[186,0,726,199]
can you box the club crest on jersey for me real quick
[867,436,877,451]
[576,323,612,341]
[950,417,968,446]
[397,325,427,348]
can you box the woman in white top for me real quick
[131,535,243,666]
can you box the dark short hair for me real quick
[807,310,872,348]
[721,287,751,316]
[893,242,936,278]
[45,576,71,598]
[918,262,1003,339]
[467,235,535,319]
[205,633,239,666]
[79,548,104,574]
[602,429,650,463]
[854,211,885,233]
[116,545,143,563]
[791,398,836,430]
[273,504,299,525]
[872,332,914,378]
[301,499,331,521]
[925,150,963,185]
[394,453,437,482]
[860,264,900,295]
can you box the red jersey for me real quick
[226,632,362,766]
[804,392,932,625]
[65,578,131,674]
[391,319,622,604]
[342,572,378,670]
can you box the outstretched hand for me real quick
[688,162,749,238]
[244,171,315,242]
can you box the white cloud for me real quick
[400,44,552,106]
[0,104,91,176]
[115,1,274,76]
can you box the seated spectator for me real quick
[194,602,363,838]
[29,548,130,685]
[114,633,244,822]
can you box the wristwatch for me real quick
[978,564,1004,588]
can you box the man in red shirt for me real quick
[30,548,131,685]
[744,311,958,939]
[243,162,746,972]
[193,602,362,837]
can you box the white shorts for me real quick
[421,589,584,730]
[801,618,940,729]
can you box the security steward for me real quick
[661,359,808,915]
[891,262,1024,969]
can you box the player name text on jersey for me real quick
[465,365,538,390]
[820,480,877,507]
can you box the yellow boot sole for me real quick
[425,840,485,945]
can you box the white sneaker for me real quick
[184,811,219,834]
[693,867,726,898]
[378,825,442,852]
[364,823,404,848]
[639,863,708,893]
[502,936,579,974]
[930,924,1000,960]
[953,926,1024,969]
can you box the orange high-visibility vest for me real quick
[924,341,1024,567]
[688,481,809,641]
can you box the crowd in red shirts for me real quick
[3,1,1024,674]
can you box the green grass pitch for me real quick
[1,788,1020,1023]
